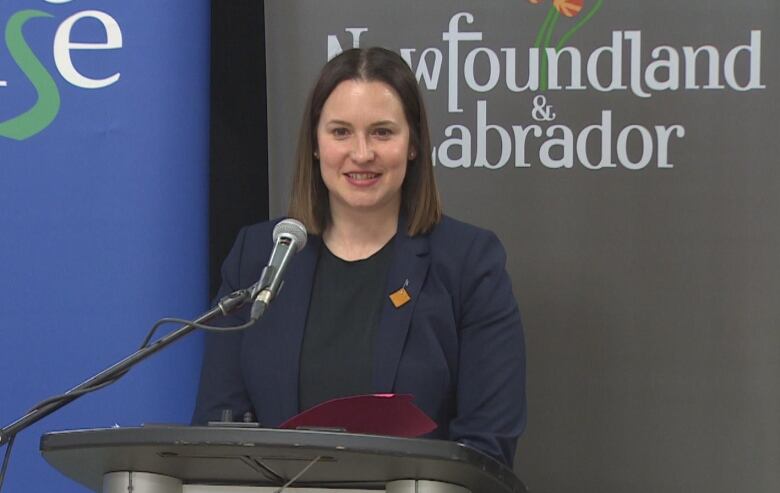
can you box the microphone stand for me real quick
[0,289,252,446]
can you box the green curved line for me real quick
[0,10,60,141]
[555,0,604,51]
[534,6,558,49]
[534,5,557,92]
[540,9,560,91]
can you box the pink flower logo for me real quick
[554,0,584,18]
[529,0,585,17]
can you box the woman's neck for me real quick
[323,205,399,261]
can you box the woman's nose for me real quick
[350,135,375,163]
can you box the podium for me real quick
[40,426,527,493]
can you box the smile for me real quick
[346,172,380,180]
[344,172,382,187]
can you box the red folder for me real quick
[279,394,437,437]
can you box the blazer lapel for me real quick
[371,227,431,392]
[257,235,321,421]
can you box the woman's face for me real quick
[316,79,413,219]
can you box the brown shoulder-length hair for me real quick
[288,47,442,236]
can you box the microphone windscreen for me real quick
[272,218,308,251]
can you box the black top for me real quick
[298,239,394,411]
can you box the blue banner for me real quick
[0,1,210,491]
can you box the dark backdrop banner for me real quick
[209,0,269,299]
[265,1,779,492]
[0,1,209,492]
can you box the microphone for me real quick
[250,219,307,320]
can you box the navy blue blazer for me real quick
[192,215,526,466]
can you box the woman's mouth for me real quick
[345,172,382,186]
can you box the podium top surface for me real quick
[40,426,526,493]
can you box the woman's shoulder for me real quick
[240,217,285,241]
[225,218,287,275]
[429,214,501,246]
[426,215,506,263]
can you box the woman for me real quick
[193,47,526,466]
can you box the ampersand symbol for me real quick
[532,95,556,122]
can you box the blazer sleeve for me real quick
[449,228,527,466]
[191,226,254,424]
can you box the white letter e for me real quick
[54,10,123,89]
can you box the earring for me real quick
[408,151,416,160]
[313,150,319,159]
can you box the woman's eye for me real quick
[373,128,393,138]
[331,127,349,137]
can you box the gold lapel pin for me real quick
[389,279,411,308]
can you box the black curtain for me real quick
[209,0,269,298]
